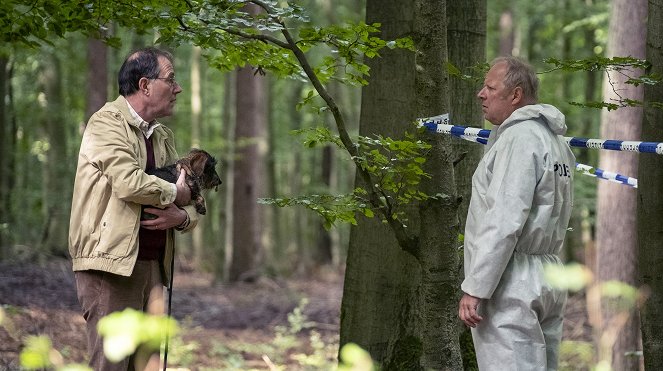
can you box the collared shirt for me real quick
[126,101,161,138]
[126,101,177,203]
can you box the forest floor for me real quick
[0,258,593,371]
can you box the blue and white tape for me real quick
[420,120,663,155]
[418,119,639,188]
[575,163,638,188]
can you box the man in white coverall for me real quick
[458,56,575,371]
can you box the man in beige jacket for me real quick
[69,47,199,371]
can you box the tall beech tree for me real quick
[595,1,646,369]
[638,0,663,368]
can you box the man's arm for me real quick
[141,170,197,230]
[461,132,541,299]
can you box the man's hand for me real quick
[458,293,484,328]
[174,168,191,206]
[141,203,187,230]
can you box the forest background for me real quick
[1,0,663,370]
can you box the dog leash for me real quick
[163,246,175,371]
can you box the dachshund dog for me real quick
[147,149,222,215]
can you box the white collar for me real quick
[126,101,161,138]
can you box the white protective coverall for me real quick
[461,104,575,371]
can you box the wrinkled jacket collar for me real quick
[111,95,164,138]
[487,104,566,151]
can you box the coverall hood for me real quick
[500,103,567,135]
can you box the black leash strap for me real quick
[163,247,175,371]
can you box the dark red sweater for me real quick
[137,135,167,260]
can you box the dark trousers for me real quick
[75,260,164,371]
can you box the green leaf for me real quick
[97,309,178,362]
[20,336,52,369]
[544,263,593,292]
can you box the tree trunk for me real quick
[314,145,334,266]
[229,22,268,281]
[312,0,339,269]
[595,0,646,369]
[498,8,515,56]
[39,52,68,255]
[340,1,472,369]
[447,0,486,241]
[190,46,205,268]
[412,1,463,368]
[0,56,8,255]
[638,0,663,368]
[447,1,486,368]
[85,38,108,123]
[340,0,422,366]
[219,72,235,283]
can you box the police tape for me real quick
[418,119,639,188]
[419,120,663,155]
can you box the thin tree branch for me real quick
[278,18,419,255]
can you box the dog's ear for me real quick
[176,160,194,177]
[189,151,208,176]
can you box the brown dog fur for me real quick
[147,149,221,215]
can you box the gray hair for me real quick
[118,47,174,96]
[491,56,538,103]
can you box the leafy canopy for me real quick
[3,0,428,231]
[544,56,663,110]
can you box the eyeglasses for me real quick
[152,76,179,87]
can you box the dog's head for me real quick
[184,149,222,190]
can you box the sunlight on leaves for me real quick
[97,309,178,363]
[559,340,594,371]
[20,334,91,371]
[544,263,593,292]
[20,336,52,369]
[338,343,374,371]
[600,280,639,309]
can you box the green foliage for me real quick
[19,335,91,371]
[162,335,200,368]
[544,263,593,292]
[97,308,178,363]
[356,132,432,204]
[4,0,417,238]
[293,126,345,149]
[559,340,594,371]
[259,192,371,229]
[600,280,640,311]
[261,128,432,228]
[446,61,489,84]
[187,298,339,369]
[545,264,646,370]
[148,0,412,88]
[544,56,650,73]
[297,22,414,86]
[337,343,375,371]
[1,1,129,48]
[544,56,662,110]
[20,336,53,369]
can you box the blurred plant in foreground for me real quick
[545,263,648,371]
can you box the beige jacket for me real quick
[69,95,198,285]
